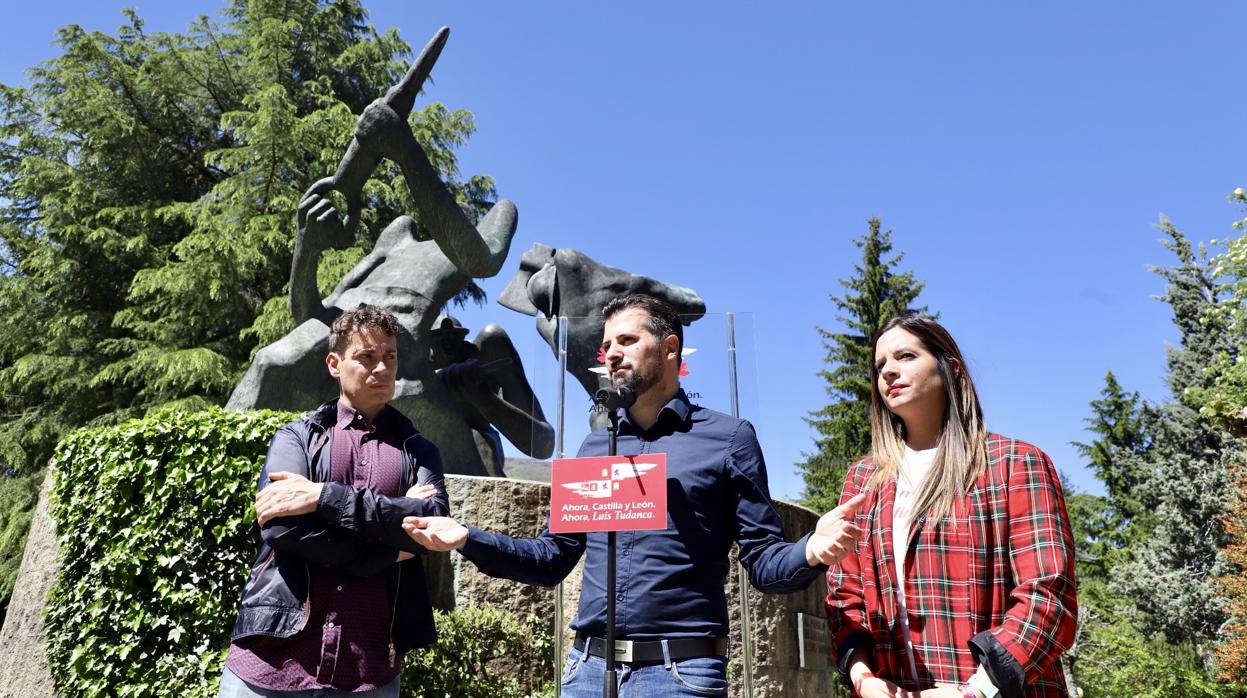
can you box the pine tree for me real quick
[1071,371,1151,543]
[1110,219,1241,650]
[797,218,931,513]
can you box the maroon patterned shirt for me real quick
[225,402,406,692]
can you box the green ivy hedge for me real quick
[45,407,553,698]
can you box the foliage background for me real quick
[797,217,931,513]
[0,1,1246,695]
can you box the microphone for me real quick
[593,386,636,411]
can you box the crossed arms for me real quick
[255,423,450,577]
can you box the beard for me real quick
[612,359,662,397]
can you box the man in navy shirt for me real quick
[404,294,866,696]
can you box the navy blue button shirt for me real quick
[460,390,823,640]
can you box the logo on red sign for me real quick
[549,454,668,533]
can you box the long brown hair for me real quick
[869,314,988,523]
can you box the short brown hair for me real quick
[329,304,403,354]
[602,294,684,359]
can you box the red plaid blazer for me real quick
[825,435,1076,697]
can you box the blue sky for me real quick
[4,2,1245,501]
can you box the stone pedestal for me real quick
[0,468,60,697]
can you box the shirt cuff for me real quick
[458,525,493,564]
[836,630,875,693]
[793,531,826,570]
[316,481,344,522]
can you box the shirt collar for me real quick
[620,388,693,431]
[336,400,387,431]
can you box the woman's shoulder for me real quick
[984,433,1061,482]
[985,433,1051,461]
[844,454,880,486]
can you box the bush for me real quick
[404,606,554,698]
[44,407,555,697]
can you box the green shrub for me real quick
[44,407,556,698]
[45,407,296,698]
[403,607,554,698]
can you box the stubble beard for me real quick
[612,361,661,398]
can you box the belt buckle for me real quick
[612,640,634,663]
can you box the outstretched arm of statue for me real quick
[439,333,555,459]
[290,190,355,323]
[475,323,554,458]
[353,98,517,279]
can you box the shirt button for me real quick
[326,621,335,628]
[616,594,625,602]
[337,586,343,592]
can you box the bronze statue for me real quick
[228,27,549,476]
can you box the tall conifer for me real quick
[1071,371,1151,535]
[797,218,931,512]
[1110,220,1241,650]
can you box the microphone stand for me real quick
[592,386,631,698]
[603,405,619,698]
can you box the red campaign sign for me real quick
[549,454,668,533]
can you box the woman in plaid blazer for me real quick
[825,315,1077,698]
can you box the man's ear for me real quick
[326,352,342,380]
[664,334,680,363]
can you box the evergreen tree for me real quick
[797,218,931,512]
[1070,371,1152,551]
[1110,220,1241,651]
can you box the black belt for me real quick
[573,633,728,663]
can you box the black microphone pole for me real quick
[593,387,632,698]
[604,407,618,698]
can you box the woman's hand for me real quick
[920,684,977,698]
[858,676,920,698]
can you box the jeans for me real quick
[559,646,729,697]
[217,667,400,698]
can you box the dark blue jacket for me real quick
[229,400,449,654]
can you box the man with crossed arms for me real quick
[220,305,448,697]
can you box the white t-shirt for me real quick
[893,444,936,687]
[891,446,998,697]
